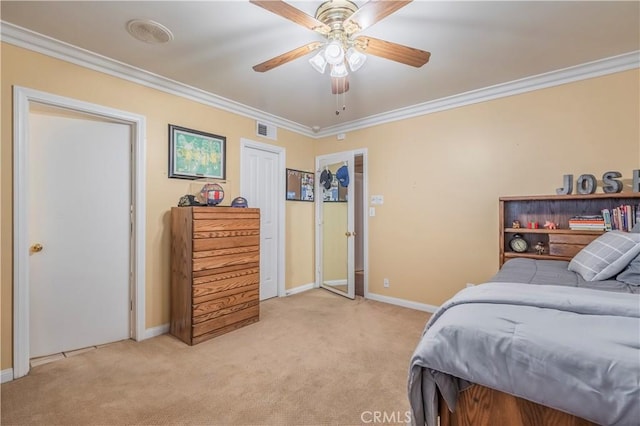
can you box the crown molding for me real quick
[2,21,638,139]
[0,21,313,137]
[316,50,640,137]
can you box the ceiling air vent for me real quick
[256,121,277,140]
[126,19,174,44]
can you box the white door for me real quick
[240,142,281,300]
[316,151,355,299]
[28,109,131,358]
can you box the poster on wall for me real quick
[168,124,226,180]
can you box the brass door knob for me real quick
[30,243,43,253]
[345,232,352,237]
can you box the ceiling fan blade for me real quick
[253,42,323,72]
[355,36,430,67]
[344,0,412,35]
[331,76,350,95]
[250,0,330,35]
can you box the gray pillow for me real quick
[617,252,640,285]
[568,231,640,281]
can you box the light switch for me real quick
[369,207,376,217]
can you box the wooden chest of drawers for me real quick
[170,206,260,345]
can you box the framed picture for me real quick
[168,124,226,180]
[286,168,314,202]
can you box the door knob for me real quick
[30,243,43,253]
[345,232,352,237]
[352,231,357,237]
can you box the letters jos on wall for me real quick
[556,170,640,195]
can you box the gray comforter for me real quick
[491,258,640,293]
[408,282,640,426]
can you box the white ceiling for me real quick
[2,1,639,134]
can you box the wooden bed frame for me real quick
[438,384,597,426]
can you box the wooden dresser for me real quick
[170,206,260,345]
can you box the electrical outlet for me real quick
[383,278,390,288]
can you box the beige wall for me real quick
[0,43,315,370]
[2,42,638,372]
[315,69,640,306]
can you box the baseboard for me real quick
[366,292,439,313]
[1,368,14,383]
[285,282,315,296]
[143,323,169,340]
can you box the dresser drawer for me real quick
[193,270,259,303]
[193,248,260,272]
[192,303,260,337]
[193,233,260,252]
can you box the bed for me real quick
[408,231,640,426]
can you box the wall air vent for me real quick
[256,121,277,140]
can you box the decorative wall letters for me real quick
[556,170,639,195]
[602,171,623,193]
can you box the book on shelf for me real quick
[569,215,604,220]
[569,225,606,230]
[601,209,613,231]
[600,205,638,232]
[568,215,605,230]
[569,226,606,231]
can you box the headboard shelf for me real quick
[499,193,639,266]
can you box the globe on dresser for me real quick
[198,183,224,206]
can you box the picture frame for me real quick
[168,124,226,180]
[286,168,314,202]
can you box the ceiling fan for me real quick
[250,0,431,95]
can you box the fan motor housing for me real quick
[315,0,358,30]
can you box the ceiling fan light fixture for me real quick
[346,47,366,72]
[309,51,328,74]
[324,40,344,65]
[330,62,349,78]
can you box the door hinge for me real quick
[130,300,133,311]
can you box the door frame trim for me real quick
[12,86,147,379]
[315,149,368,297]
[239,138,286,298]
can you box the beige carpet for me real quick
[1,289,430,425]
